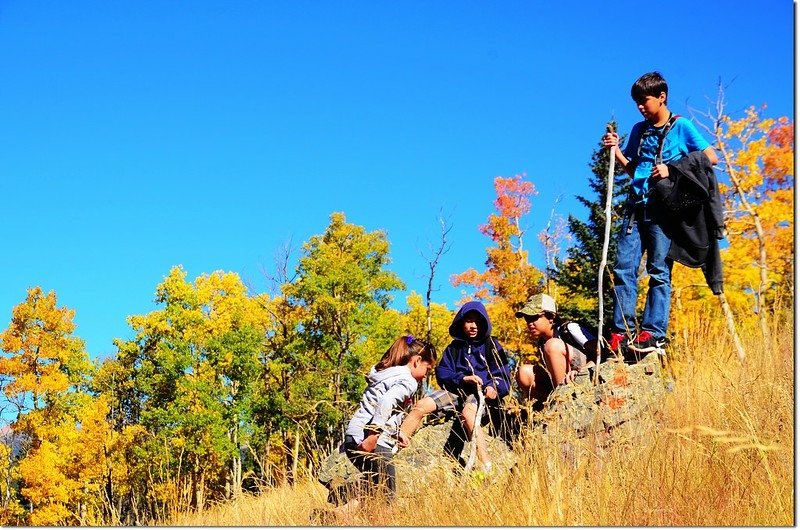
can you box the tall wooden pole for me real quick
[596,123,616,383]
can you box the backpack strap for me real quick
[655,114,680,165]
[636,113,680,165]
[556,321,583,352]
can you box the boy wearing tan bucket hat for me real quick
[514,294,599,406]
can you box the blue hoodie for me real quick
[434,301,511,400]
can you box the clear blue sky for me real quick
[0,1,793,361]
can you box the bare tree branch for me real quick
[257,238,298,296]
[539,194,566,297]
[419,210,453,343]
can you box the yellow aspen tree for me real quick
[68,395,118,525]
[283,212,405,407]
[18,438,74,525]
[0,438,24,524]
[0,287,92,421]
[400,293,452,398]
[112,267,267,513]
[692,92,794,342]
[0,287,95,525]
[401,292,452,357]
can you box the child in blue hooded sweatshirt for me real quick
[399,301,511,473]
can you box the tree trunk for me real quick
[291,428,301,486]
[715,118,771,347]
[718,292,746,363]
[281,429,291,485]
[424,213,451,345]
[103,448,116,524]
[335,345,348,405]
[755,217,771,341]
[247,434,268,486]
[334,369,341,405]
[192,457,205,511]
[228,421,242,499]
[263,437,271,486]
[233,452,242,498]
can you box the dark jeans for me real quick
[613,203,674,339]
[343,435,396,501]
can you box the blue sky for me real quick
[0,1,793,361]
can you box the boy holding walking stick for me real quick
[603,71,718,361]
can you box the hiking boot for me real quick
[608,331,627,352]
[627,330,665,354]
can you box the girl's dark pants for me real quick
[340,435,396,503]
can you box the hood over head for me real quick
[448,300,492,341]
[366,364,412,385]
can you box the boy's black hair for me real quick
[631,71,668,104]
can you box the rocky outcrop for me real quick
[318,352,669,498]
[537,352,668,437]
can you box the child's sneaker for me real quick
[608,331,627,352]
[627,330,665,354]
[469,462,495,485]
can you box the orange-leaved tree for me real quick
[451,174,544,357]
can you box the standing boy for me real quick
[603,71,718,358]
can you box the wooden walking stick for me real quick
[462,357,489,475]
[463,386,486,475]
[596,123,616,384]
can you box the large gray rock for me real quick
[537,351,668,437]
[395,420,517,487]
[319,353,669,497]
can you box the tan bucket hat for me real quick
[515,293,557,318]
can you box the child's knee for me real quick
[647,268,671,285]
[613,251,638,274]
[515,364,534,387]
[411,396,437,415]
[461,402,477,419]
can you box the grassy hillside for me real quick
[172,323,794,526]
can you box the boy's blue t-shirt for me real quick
[623,116,710,204]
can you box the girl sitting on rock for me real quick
[334,335,436,513]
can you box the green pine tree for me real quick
[551,122,629,327]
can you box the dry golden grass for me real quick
[172,318,794,526]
